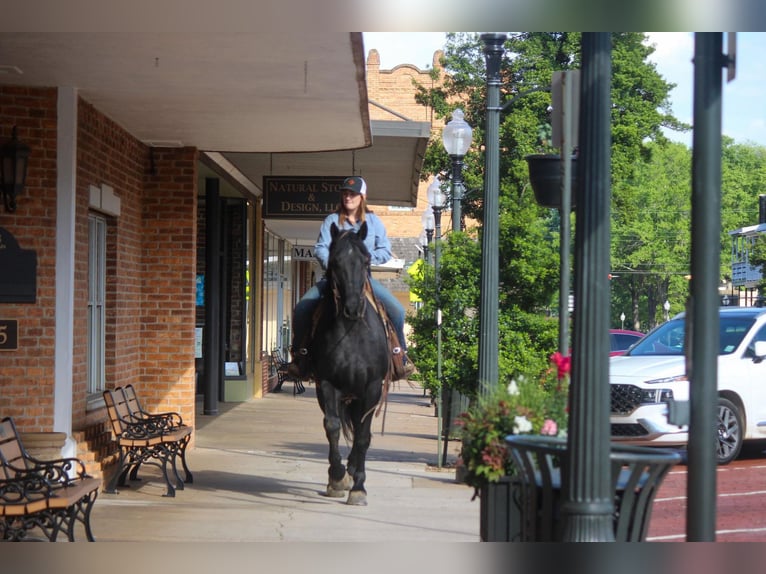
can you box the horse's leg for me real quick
[346,402,374,506]
[319,380,348,497]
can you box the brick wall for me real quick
[76,99,149,428]
[0,87,198,477]
[0,86,59,430]
[140,146,198,427]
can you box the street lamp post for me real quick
[427,178,447,466]
[442,109,473,232]
[478,33,506,397]
[560,31,614,542]
[421,201,440,465]
[418,231,429,265]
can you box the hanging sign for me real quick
[292,245,316,261]
[263,176,343,220]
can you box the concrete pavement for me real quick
[89,381,480,542]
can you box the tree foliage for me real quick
[409,32,766,399]
[409,33,685,399]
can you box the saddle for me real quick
[308,280,408,383]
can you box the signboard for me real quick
[0,320,18,351]
[263,176,344,220]
[195,327,203,358]
[292,245,315,261]
[0,227,37,303]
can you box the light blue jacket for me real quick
[314,212,392,270]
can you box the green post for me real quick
[477,33,506,397]
[560,32,614,542]
[687,32,724,542]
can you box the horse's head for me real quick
[327,222,371,320]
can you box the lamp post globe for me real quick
[421,206,435,265]
[441,109,472,232]
[427,176,446,212]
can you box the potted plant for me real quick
[525,153,578,209]
[524,123,577,209]
[456,353,570,541]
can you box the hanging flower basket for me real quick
[525,154,577,209]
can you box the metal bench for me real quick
[103,386,193,498]
[270,348,306,395]
[0,416,99,541]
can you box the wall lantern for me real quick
[1,126,31,212]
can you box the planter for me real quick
[505,434,681,541]
[479,476,523,542]
[525,154,577,209]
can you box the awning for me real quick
[213,118,431,244]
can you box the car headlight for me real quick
[639,388,674,404]
[640,375,683,404]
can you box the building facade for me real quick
[0,39,443,480]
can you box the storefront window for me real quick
[262,231,296,359]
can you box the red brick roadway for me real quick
[647,442,766,542]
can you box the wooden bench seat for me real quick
[0,417,99,541]
[103,387,193,498]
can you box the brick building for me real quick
[0,34,443,480]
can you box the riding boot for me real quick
[287,346,310,379]
[402,356,417,378]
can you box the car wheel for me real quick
[716,397,743,465]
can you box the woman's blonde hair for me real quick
[337,195,372,227]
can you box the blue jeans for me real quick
[291,276,407,358]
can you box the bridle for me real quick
[327,230,371,320]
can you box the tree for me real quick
[409,33,680,399]
[611,141,692,330]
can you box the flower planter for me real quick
[525,154,577,209]
[479,476,523,542]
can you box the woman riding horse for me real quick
[311,222,389,505]
[286,176,415,380]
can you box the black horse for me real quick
[309,222,390,505]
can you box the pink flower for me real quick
[550,352,571,380]
[540,418,558,436]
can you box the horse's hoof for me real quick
[326,485,346,498]
[346,490,367,506]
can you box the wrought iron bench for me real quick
[270,348,306,395]
[103,386,193,498]
[0,416,99,541]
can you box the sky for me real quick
[362,32,766,148]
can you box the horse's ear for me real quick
[358,221,368,241]
[331,223,339,240]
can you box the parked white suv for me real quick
[610,307,766,464]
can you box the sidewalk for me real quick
[89,381,480,542]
